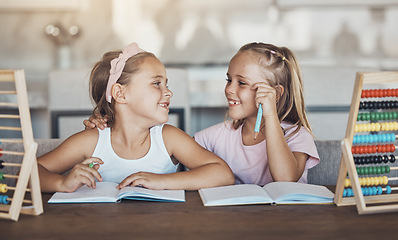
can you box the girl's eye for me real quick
[225,78,232,83]
[238,81,246,85]
[154,81,161,86]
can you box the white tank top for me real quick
[92,124,178,183]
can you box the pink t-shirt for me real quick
[194,121,320,186]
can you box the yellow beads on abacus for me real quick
[0,183,8,193]
[344,176,389,187]
[355,122,398,132]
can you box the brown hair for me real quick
[89,50,156,127]
[231,42,312,139]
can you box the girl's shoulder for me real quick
[59,128,99,151]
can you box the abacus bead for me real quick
[374,177,380,185]
[362,187,368,196]
[386,186,392,194]
[377,155,383,164]
[372,145,378,153]
[382,176,389,185]
[381,134,387,142]
[377,186,383,195]
[0,195,9,204]
[364,167,369,175]
[376,166,381,174]
[372,187,378,196]
[343,189,347,197]
[365,177,370,186]
[388,112,393,120]
[385,166,390,173]
[347,188,354,197]
[380,166,386,174]
[390,155,396,163]
[0,160,4,169]
[361,90,366,98]
[393,112,398,120]
[359,178,364,186]
[383,155,389,163]
[387,101,392,109]
[0,172,3,180]
[345,178,351,187]
[0,184,7,193]
[367,113,372,121]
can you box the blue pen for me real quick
[254,103,262,139]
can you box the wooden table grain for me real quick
[2,190,398,240]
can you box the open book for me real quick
[198,182,334,206]
[48,182,185,203]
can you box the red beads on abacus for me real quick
[352,144,395,154]
[362,89,398,98]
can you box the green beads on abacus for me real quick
[0,172,3,181]
[356,165,391,176]
[357,111,398,121]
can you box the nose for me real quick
[225,81,237,94]
[165,87,173,98]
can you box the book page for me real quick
[117,187,185,202]
[262,182,334,204]
[199,184,273,206]
[48,182,120,203]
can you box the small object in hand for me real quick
[89,162,95,168]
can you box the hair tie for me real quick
[105,42,145,103]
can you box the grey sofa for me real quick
[2,139,343,186]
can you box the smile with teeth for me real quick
[159,102,170,110]
[228,100,241,105]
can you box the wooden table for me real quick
[2,190,398,239]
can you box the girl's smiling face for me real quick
[225,51,271,120]
[123,56,173,126]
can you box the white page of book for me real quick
[200,184,273,206]
[262,182,334,203]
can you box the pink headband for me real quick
[105,42,145,103]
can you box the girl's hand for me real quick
[83,115,108,130]
[61,158,104,192]
[117,172,167,190]
[251,82,282,119]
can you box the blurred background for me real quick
[1,0,398,140]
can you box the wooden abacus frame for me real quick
[335,71,398,214]
[0,69,43,221]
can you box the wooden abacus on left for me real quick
[0,69,43,221]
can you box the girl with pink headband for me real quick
[38,42,234,193]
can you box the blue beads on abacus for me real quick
[343,186,391,197]
[353,133,396,144]
[0,195,9,204]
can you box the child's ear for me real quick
[111,83,127,103]
[275,85,284,102]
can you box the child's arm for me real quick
[117,125,235,190]
[252,82,308,182]
[37,129,103,193]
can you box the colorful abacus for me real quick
[0,69,42,221]
[335,71,398,215]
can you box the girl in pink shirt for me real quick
[194,42,319,185]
